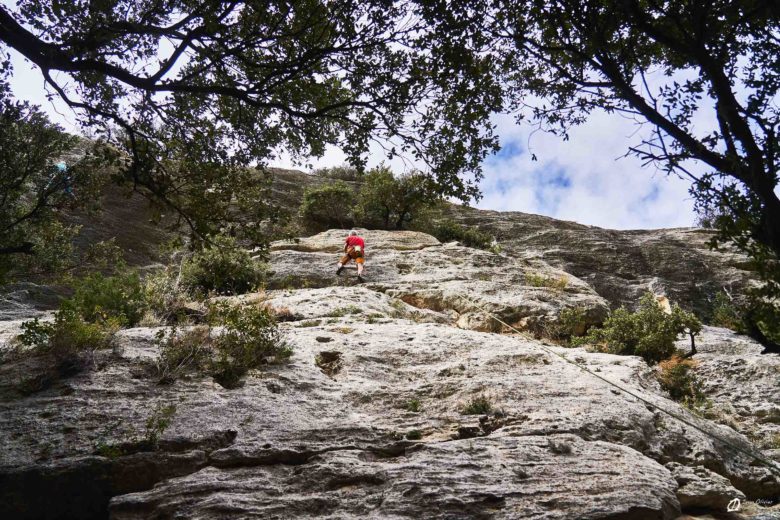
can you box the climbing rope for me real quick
[481,308,780,479]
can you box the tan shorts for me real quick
[340,246,365,265]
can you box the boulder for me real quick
[666,462,745,510]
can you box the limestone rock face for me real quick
[676,327,780,459]
[1,215,776,520]
[448,207,754,315]
[111,436,680,520]
[268,229,610,333]
[666,462,745,510]
[2,310,778,519]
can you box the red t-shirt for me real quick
[345,235,365,251]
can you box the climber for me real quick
[336,230,366,282]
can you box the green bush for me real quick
[574,293,701,364]
[406,429,423,440]
[354,166,440,229]
[300,181,355,229]
[151,303,291,388]
[13,270,140,383]
[144,403,177,449]
[705,290,780,347]
[313,164,362,181]
[405,397,422,413]
[426,219,493,250]
[180,235,266,296]
[154,326,211,384]
[525,272,569,291]
[63,271,147,327]
[143,267,193,325]
[709,291,742,330]
[17,308,118,376]
[657,356,705,406]
[208,302,292,388]
[461,394,493,415]
[538,306,588,345]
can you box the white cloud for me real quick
[476,111,698,230]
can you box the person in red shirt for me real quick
[336,230,366,282]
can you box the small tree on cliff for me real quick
[575,293,702,364]
[300,181,356,231]
[355,166,440,230]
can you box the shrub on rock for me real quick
[15,270,142,372]
[180,235,266,296]
[355,165,440,230]
[574,293,701,364]
[154,303,291,388]
[63,271,147,327]
[424,219,493,250]
[300,181,355,230]
[208,302,292,388]
[657,356,705,407]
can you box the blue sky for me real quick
[297,109,699,230]
[7,48,698,231]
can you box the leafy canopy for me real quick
[0,86,108,281]
[300,181,356,231]
[416,0,780,343]
[0,0,501,235]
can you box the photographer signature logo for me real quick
[726,498,741,512]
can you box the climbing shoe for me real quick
[357,275,365,283]
[336,266,344,276]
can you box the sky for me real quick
[6,48,698,231]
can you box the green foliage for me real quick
[180,235,266,296]
[17,308,117,377]
[355,165,440,230]
[525,272,569,291]
[424,219,493,250]
[657,356,705,407]
[575,293,702,365]
[208,302,292,389]
[742,300,780,347]
[709,291,743,330]
[406,429,422,440]
[299,181,355,230]
[2,2,500,239]
[63,271,147,327]
[144,404,177,449]
[298,320,322,328]
[405,398,422,413]
[705,290,780,347]
[461,394,492,415]
[143,267,192,325]
[0,91,108,282]
[313,164,362,181]
[13,269,147,383]
[539,306,588,345]
[154,326,211,384]
[95,442,124,459]
[151,303,291,388]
